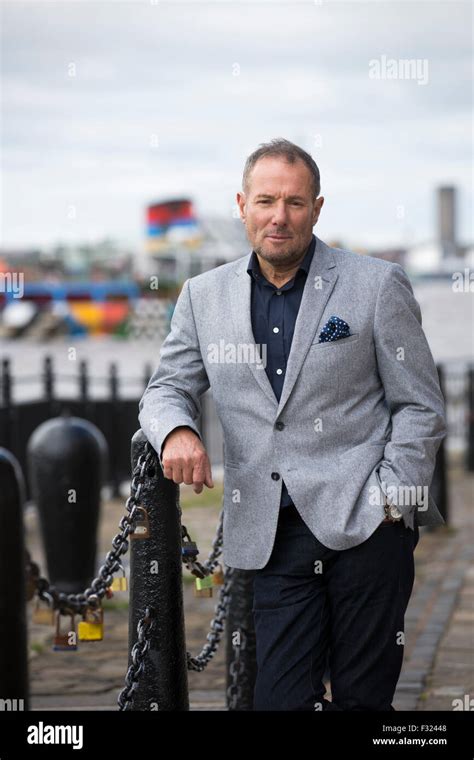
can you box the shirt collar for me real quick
[247,234,316,280]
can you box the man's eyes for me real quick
[257,200,303,206]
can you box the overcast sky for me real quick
[1,0,472,252]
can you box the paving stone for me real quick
[24,469,473,712]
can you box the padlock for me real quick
[212,564,225,586]
[32,599,55,625]
[181,540,198,559]
[194,575,213,598]
[110,565,128,592]
[53,610,77,651]
[130,506,150,539]
[78,606,104,642]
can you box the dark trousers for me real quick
[252,504,419,711]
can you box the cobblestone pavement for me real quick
[26,467,473,711]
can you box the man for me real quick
[138,138,447,711]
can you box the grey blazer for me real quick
[139,235,447,570]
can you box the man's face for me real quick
[236,156,324,267]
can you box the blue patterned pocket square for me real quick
[318,315,351,344]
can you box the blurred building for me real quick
[142,197,248,284]
[406,185,469,276]
[438,186,457,258]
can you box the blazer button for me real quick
[271,472,280,480]
[275,421,285,430]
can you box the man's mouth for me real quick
[267,235,292,240]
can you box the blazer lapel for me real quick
[229,254,278,406]
[229,235,338,414]
[276,237,338,416]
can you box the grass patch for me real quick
[179,482,223,510]
[30,641,45,654]
[102,598,130,611]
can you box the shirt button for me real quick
[275,421,285,430]
[273,327,279,333]
[275,290,282,295]
[276,368,283,375]
[271,472,280,480]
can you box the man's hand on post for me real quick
[161,426,214,494]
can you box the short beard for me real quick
[254,241,306,267]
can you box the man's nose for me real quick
[271,202,289,225]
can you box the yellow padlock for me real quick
[78,606,104,641]
[110,565,128,592]
[194,575,213,598]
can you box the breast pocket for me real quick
[303,333,363,409]
[310,333,360,349]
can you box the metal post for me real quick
[43,354,60,419]
[467,366,474,472]
[127,430,189,710]
[431,364,449,524]
[79,359,89,404]
[78,359,93,425]
[1,358,14,453]
[0,448,29,710]
[1,357,12,408]
[27,415,108,594]
[43,355,54,403]
[109,363,120,498]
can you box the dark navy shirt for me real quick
[247,234,316,508]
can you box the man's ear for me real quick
[313,196,324,223]
[236,191,246,221]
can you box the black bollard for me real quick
[1,358,18,457]
[225,569,257,710]
[430,365,449,524]
[0,448,29,710]
[467,366,474,472]
[127,430,188,710]
[108,363,121,499]
[27,414,108,594]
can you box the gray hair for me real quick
[242,138,321,200]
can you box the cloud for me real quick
[1,0,471,248]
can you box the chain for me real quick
[226,627,247,710]
[117,606,156,711]
[25,444,156,616]
[182,504,236,672]
[187,564,234,672]
[24,440,235,707]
